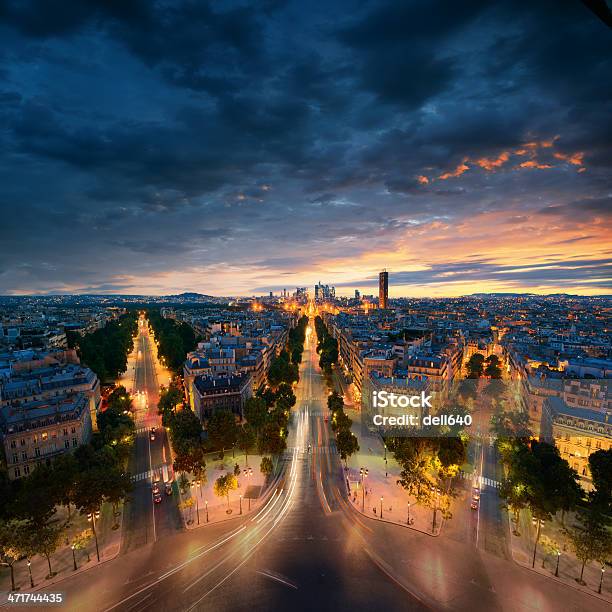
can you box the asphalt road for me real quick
[25,319,609,612]
[121,318,182,554]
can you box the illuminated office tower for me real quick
[379,270,388,309]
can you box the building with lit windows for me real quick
[1,393,92,480]
[545,396,612,490]
[192,372,252,421]
[379,270,388,309]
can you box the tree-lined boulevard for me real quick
[1,316,609,611]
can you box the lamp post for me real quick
[88,510,100,562]
[407,502,411,526]
[71,545,77,571]
[555,551,561,577]
[599,566,605,594]
[360,467,368,512]
[531,518,544,568]
[27,560,34,588]
[380,496,383,519]
[240,495,243,515]
[431,487,440,533]
[205,500,209,523]
[191,481,200,525]
[243,467,253,510]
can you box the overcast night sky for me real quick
[0,1,611,297]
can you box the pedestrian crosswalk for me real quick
[459,470,501,489]
[286,445,338,455]
[131,470,152,482]
[131,464,168,482]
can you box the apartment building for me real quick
[192,372,253,421]
[1,392,92,480]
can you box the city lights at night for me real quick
[0,2,611,611]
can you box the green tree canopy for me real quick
[588,448,612,510]
[207,409,239,454]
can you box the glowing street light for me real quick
[243,467,253,510]
[360,467,368,512]
[191,481,200,524]
[27,559,34,588]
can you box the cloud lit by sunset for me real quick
[0,1,609,297]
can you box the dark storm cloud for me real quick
[0,0,611,294]
[337,1,487,107]
[538,196,612,218]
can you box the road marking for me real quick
[122,591,153,612]
[147,433,156,543]
[103,526,247,611]
[256,570,298,590]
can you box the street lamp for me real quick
[27,560,34,588]
[240,495,243,515]
[380,496,383,519]
[407,502,411,526]
[205,500,209,523]
[555,551,561,577]
[531,517,544,568]
[71,545,77,571]
[87,510,101,562]
[360,467,368,512]
[243,468,253,510]
[599,566,605,594]
[191,481,200,525]
[431,487,440,533]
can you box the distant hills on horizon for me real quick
[0,291,610,300]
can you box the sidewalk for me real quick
[344,408,449,535]
[509,509,611,602]
[0,500,122,593]
[177,452,272,528]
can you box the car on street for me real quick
[150,426,156,441]
[152,481,161,495]
[153,492,162,504]
[471,498,479,510]
[472,486,481,500]
[165,482,173,496]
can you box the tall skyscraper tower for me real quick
[379,270,388,309]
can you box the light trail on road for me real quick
[102,374,311,612]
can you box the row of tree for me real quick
[69,311,138,383]
[495,412,611,583]
[287,315,308,365]
[466,353,502,379]
[163,316,311,497]
[266,316,309,389]
[0,388,135,590]
[146,309,198,372]
[314,316,338,374]
[327,391,359,466]
[388,433,468,531]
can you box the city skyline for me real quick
[1,2,611,297]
